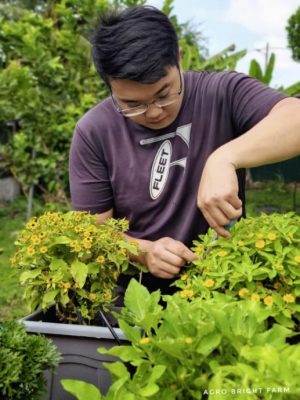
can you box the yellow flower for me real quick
[103,291,112,301]
[27,246,35,256]
[74,245,82,252]
[89,293,97,301]
[238,240,245,246]
[251,293,260,302]
[275,263,284,271]
[96,255,105,264]
[74,227,82,233]
[267,232,277,241]
[282,294,295,303]
[139,337,150,345]
[180,274,188,281]
[294,255,300,264]
[203,279,215,288]
[31,235,41,245]
[185,337,193,344]
[218,250,228,257]
[84,231,91,238]
[180,289,194,299]
[257,233,264,239]
[239,288,249,298]
[83,240,92,249]
[194,245,203,256]
[26,221,37,230]
[288,232,294,239]
[263,295,274,306]
[40,246,48,254]
[255,240,265,249]
[113,271,120,280]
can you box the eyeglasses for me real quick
[111,69,182,117]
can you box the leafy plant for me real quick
[175,213,300,331]
[0,320,60,400]
[11,211,142,323]
[62,279,300,400]
[286,6,300,63]
[248,52,276,85]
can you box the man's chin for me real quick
[142,117,173,130]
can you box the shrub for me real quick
[0,320,60,400]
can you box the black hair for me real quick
[91,6,179,86]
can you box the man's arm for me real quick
[96,210,197,279]
[198,97,300,237]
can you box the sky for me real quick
[146,0,300,89]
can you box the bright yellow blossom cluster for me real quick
[11,211,142,324]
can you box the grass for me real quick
[0,198,28,320]
[0,183,299,321]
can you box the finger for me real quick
[228,194,243,210]
[165,241,197,263]
[160,251,186,268]
[219,202,242,221]
[158,261,181,276]
[202,210,231,238]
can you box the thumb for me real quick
[182,246,198,263]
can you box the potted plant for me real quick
[61,213,300,400]
[61,279,300,400]
[175,212,300,333]
[11,210,143,399]
[0,320,60,400]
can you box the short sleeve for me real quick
[227,73,288,134]
[69,124,113,214]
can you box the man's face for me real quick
[109,66,184,130]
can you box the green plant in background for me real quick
[175,213,300,331]
[0,0,110,197]
[0,320,60,400]
[11,211,143,323]
[62,279,300,400]
[249,52,276,86]
[286,6,300,63]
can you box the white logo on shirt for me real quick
[143,124,191,200]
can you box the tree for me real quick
[286,6,300,62]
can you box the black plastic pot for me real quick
[22,306,127,400]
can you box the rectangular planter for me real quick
[22,306,128,400]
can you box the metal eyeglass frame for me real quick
[110,67,183,117]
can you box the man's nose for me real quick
[145,102,163,119]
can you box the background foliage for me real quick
[287,6,300,63]
[0,0,270,199]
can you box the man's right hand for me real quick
[142,237,197,279]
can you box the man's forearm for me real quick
[212,99,300,170]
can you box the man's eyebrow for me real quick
[118,82,171,103]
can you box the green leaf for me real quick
[196,331,221,356]
[124,279,150,320]
[20,269,41,284]
[70,260,88,288]
[52,236,71,245]
[99,345,143,363]
[138,383,159,397]
[102,361,130,380]
[61,379,102,400]
[42,289,59,308]
[49,259,68,271]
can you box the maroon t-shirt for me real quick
[69,71,286,292]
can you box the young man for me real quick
[69,6,300,293]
